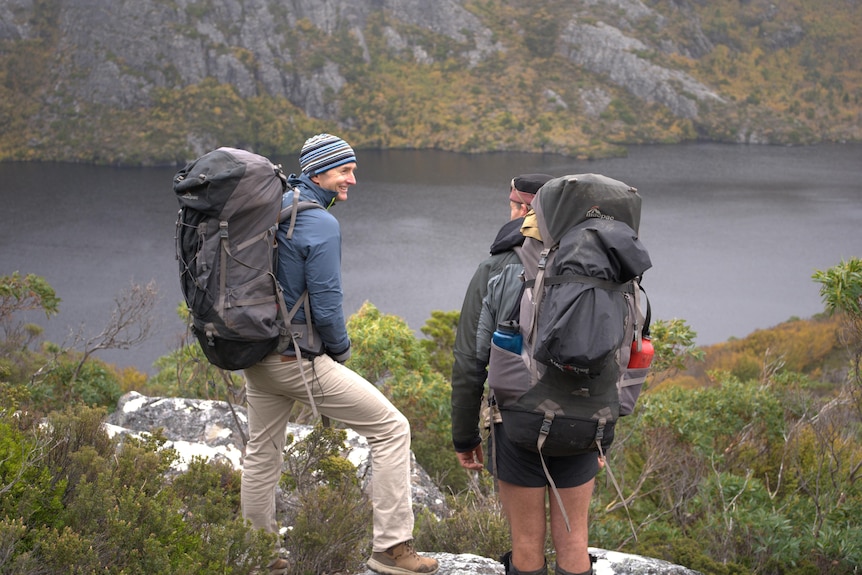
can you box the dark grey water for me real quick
[1,143,860,374]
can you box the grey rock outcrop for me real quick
[15,0,715,126]
[0,0,34,41]
[558,20,724,120]
[45,0,501,115]
[104,391,449,518]
[4,0,851,163]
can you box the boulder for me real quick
[104,391,448,518]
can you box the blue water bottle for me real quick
[492,320,522,354]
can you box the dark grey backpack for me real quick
[487,174,653,457]
[174,147,322,371]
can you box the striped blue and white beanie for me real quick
[299,133,357,175]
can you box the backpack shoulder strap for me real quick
[279,187,325,239]
[272,188,325,345]
[526,244,557,387]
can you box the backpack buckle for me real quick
[538,248,551,270]
[539,411,555,437]
[595,417,607,442]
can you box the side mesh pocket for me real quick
[619,367,647,416]
[487,343,531,407]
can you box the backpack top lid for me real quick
[533,173,642,246]
[174,147,283,220]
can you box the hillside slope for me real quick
[0,0,859,165]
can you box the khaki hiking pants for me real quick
[241,352,414,551]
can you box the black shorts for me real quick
[486,422,599,488]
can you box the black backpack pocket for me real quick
[192,326,278,371]
[533,280,627,376]
[499,407,615,457]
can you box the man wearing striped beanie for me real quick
[241,134,439,575]
[300,132,357,175]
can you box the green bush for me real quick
[0,418,65,533]
[596,363,862,573]
[281,425,373,574]
[414,475,509,559]
[347,302,464,492]
[419,309,459,378]
[4,269,862,573]
[0,407,274,574]
[33,357,123,413]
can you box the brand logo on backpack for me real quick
[585,205,616,221]
[547,358,591,375]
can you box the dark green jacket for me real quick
[451,218,525,452]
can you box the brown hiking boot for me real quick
[367,540,439,575]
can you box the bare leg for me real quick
[497,479,548,572]
[549,478,595,574]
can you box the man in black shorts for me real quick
[490,418,599,575]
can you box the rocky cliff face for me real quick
[1,0,858,163]
[7,0,715,116]
[5,0,503,117]
[106,392,703,575]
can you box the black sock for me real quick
[553,556,595,575]
[500,551,548,575]
[514,563,548,575]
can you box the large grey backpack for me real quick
[174,147,322,371]
[488,174,652,457]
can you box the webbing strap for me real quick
[544,274,635,292]
[536,411,572,533]
[276,189,329,427]
[284,291,312,334]
[289,328,320,422]
[597,434,638,543]
[284,188,301,239]
[217,221,229,316]
[527,247,554,387]
[234,226,272,253]
[489,398,499,480]
[279,187,325,239]
[280,290,320,421]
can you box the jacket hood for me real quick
[288,172,338,208]
[489,217,526,255]
[533,174,642,245]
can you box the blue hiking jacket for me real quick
[276,172,350,357]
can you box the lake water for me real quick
[1,143,860,374]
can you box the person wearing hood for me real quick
[450,173,553,470]
[241,134,438,575]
